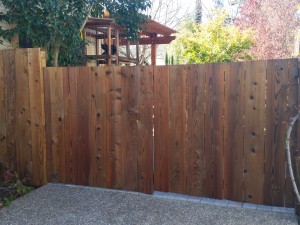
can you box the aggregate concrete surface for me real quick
[0,183,297,225]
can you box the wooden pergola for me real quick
[83,17,176,66]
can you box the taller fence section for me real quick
[0,49,47,186]
[43,66,153,193]
[153,60,299,207]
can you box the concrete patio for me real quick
[0,183,297,225]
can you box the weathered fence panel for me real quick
[44,66,153,193]
[0,48,298,207]
[153,59,298,207]
[0,49,46,186]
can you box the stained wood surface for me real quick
[0,51,7,171]
[1,49,298,207]
[0,49,46,186]
[223,62,245,202]
[285,59,299,207]
[44,66,153,192]
[153,66,170,192]
[243,61,266,204]
[186,64,205,196]
[168,66,187,194]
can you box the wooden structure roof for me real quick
[83,17,176,66]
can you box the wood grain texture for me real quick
[153,66,169,192]
[211,63,225,199]
[137,66,153,194]
[223,62,245,202]
[1,51,296,206]
[285,59,299,207]
[27,49,47,186]
[49,68,64,182]
[168,65,187,194]
[92,67,108,187]
[68,67,79,184]
[265,60,289,206]
[244,60,266,204]
[15,49,33,181]
[77,67,91,186]
[0,51,7,171]
[186,64,205,196]
[121,66,138,191]
[204,63,213,197]
[3,50,16,172]
[43,68,53,182]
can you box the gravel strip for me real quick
[0,183,297,225]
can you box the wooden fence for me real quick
[43,66,153,193]
[0,49,46,186]
[153,62,298,207]
[0,48,299,207]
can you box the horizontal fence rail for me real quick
[0,48,298,207]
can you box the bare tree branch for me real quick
[286,112,300,204]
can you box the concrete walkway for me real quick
[0,183,297,225]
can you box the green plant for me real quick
[0,170,33,207]
[0,0,151,66]
[170,10,254,64]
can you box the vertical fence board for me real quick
[223,62,245,201]
[107,67,123,189]
[93,67,108,187]
[0,51,7,171]
[88,67,97,186]
[169,66,187,194]
[49,68,64,182]
[77,67,91,185]
[204,64,213,197]
[15,49,32,181]
[211,63,225,199]
[186,64,205,196]
[113,67,123,189]
[27,49,46,186]
[153,66,169,192]
[121,66,138,191]
[244,61,266,204]
[68,67,79,184]
[63,68,72,184]
[44,68,52,182]
[106,67,115,188]
[3,50,16,172]
[137,66,153,194]
[265,60,289,206]
[285,59,299,207]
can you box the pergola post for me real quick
[151,43,156,66]
[151,34,157,66]
[136,41,140,65]
[108,26,112,66]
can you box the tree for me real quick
[170,10,254,64]
[0,0,151,66]
[214,0,224,9]
[236,0,299,59]
[195,0,202,24]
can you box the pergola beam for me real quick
[119,36,176,46]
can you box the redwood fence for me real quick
[0,48,298,207]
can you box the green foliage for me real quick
[0,0,150,66]
[170,10,254,64]
[0,170,33,207]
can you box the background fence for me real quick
[0,49,298,207]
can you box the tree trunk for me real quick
[52,46,60,67]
